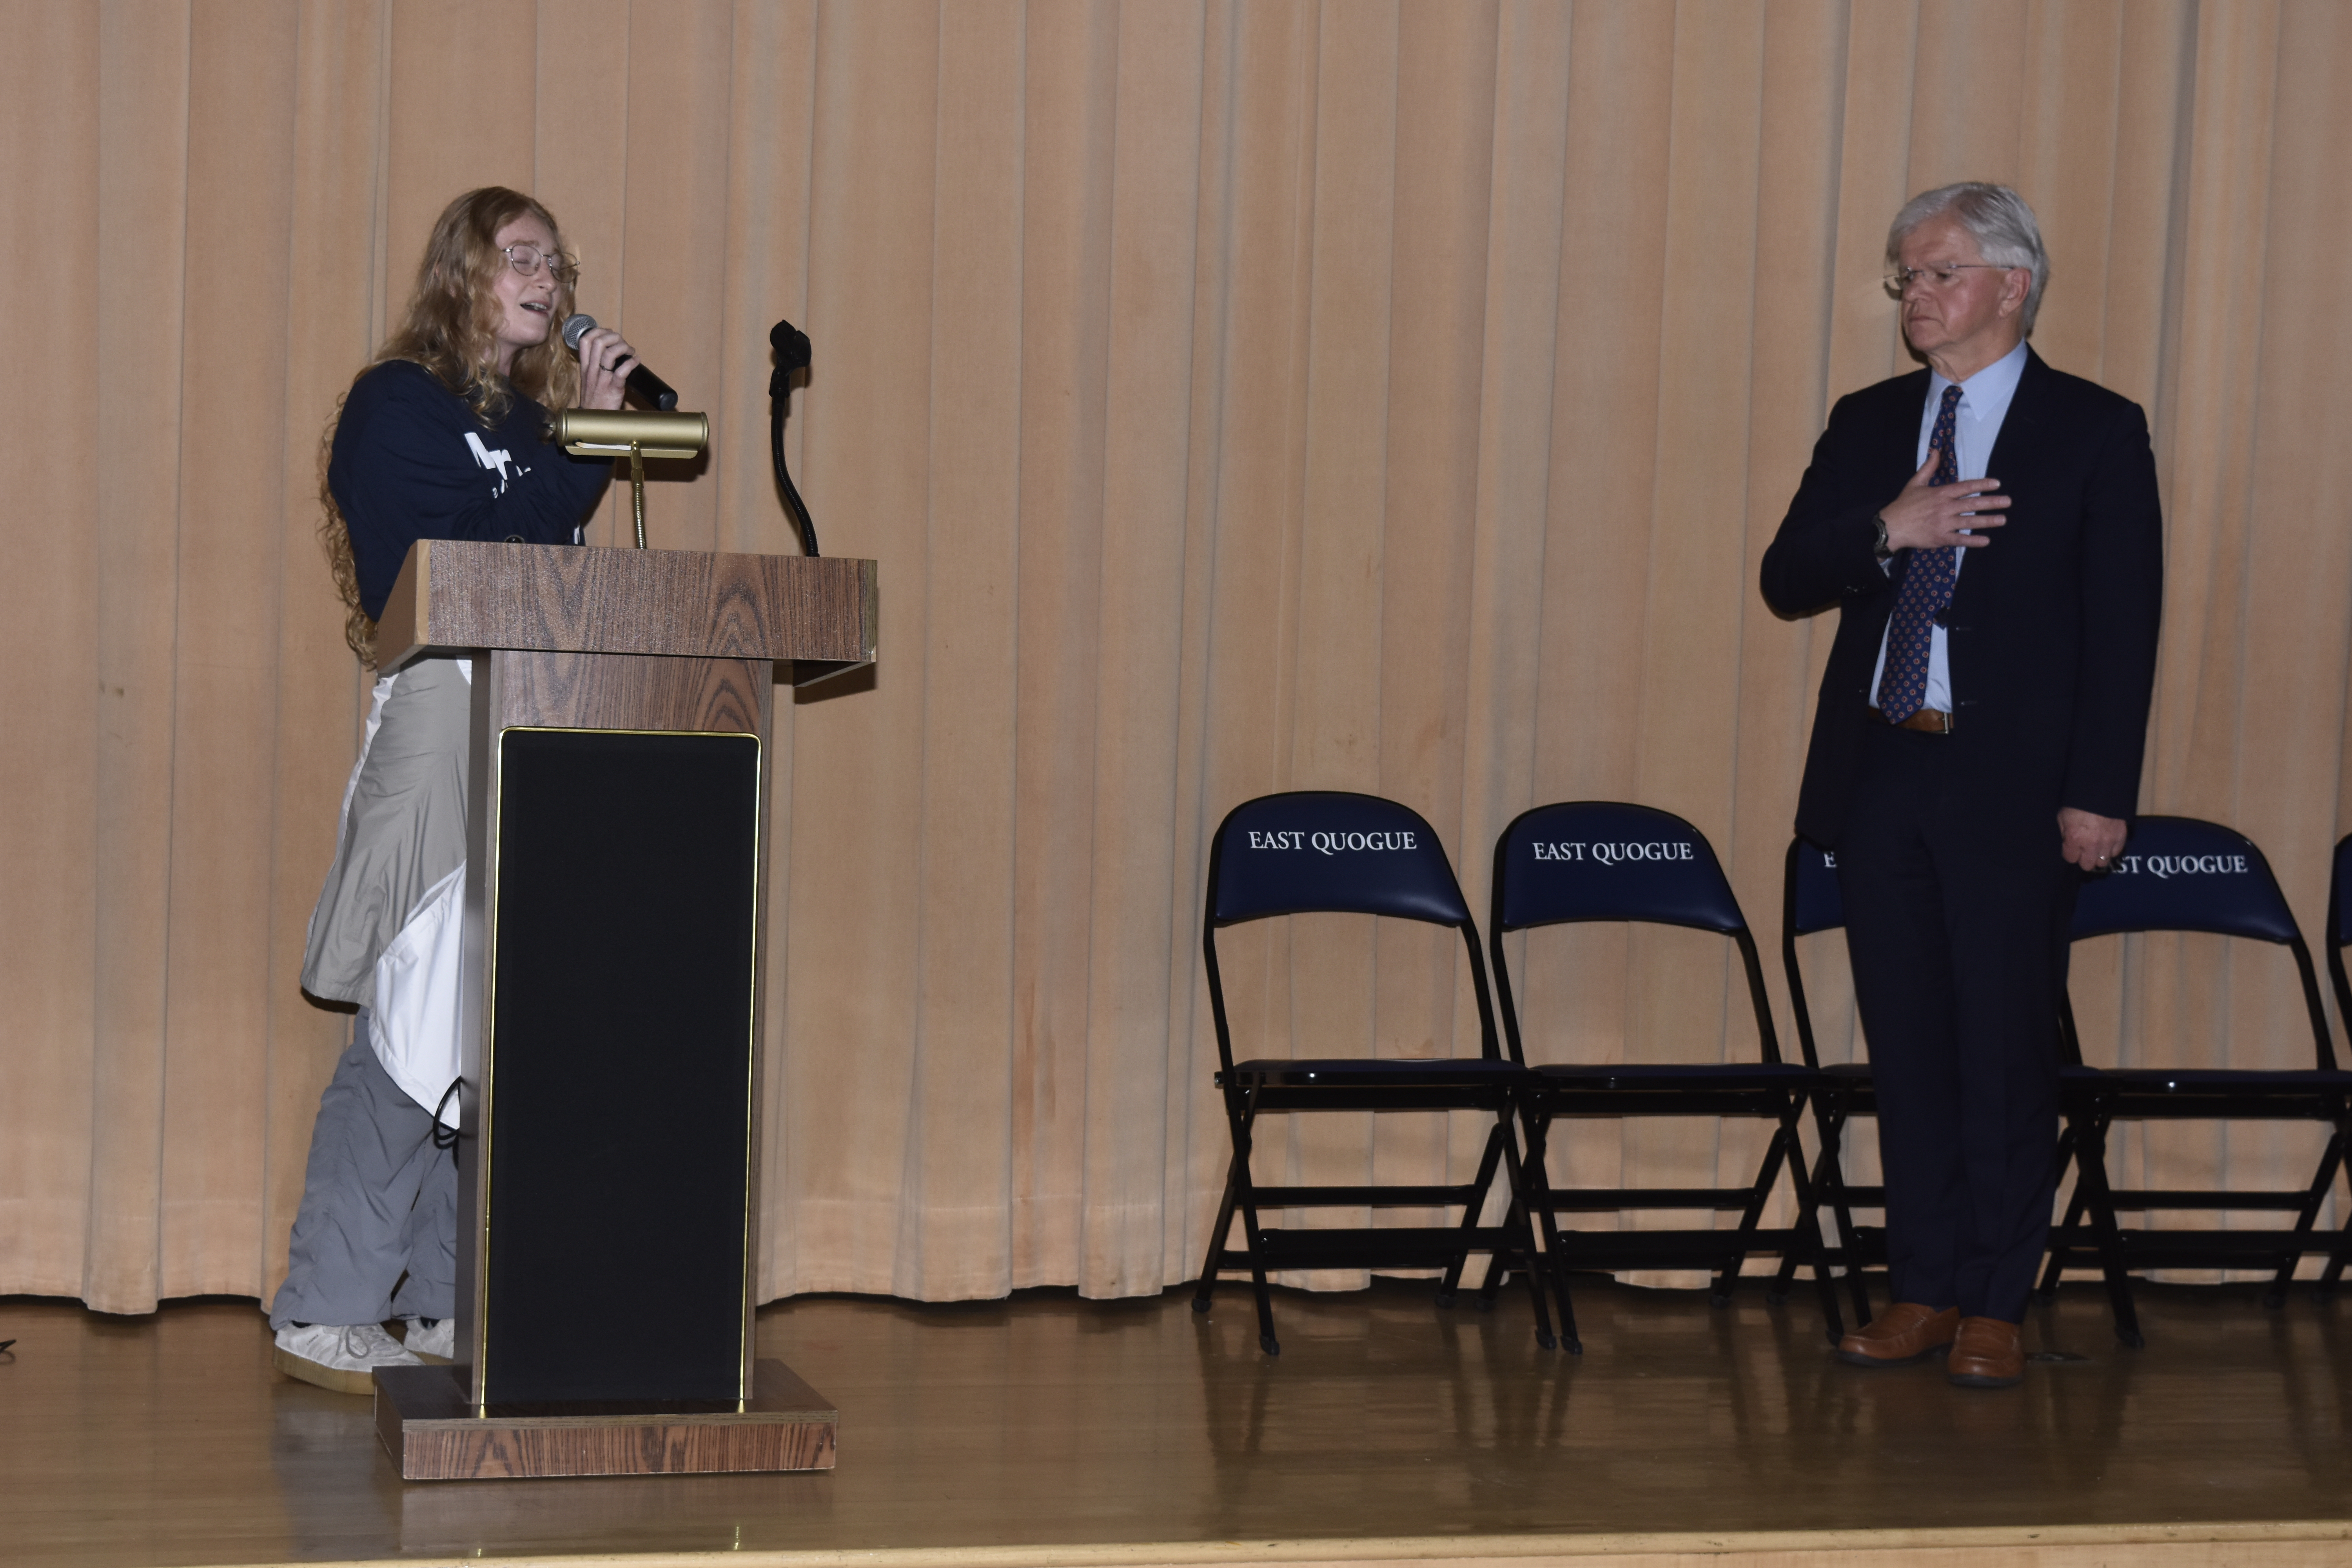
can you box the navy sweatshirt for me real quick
[329,360,613,621]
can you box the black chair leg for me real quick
[1237,1189,1278,1356]
[2038,1185,2091,1299]
[1712,1111,1796,1307]
[1437,1123,1510,1308]
[2074,1109,2143,1348]
[1194,1154,1245,1313]
[1773,1099,1830,1307]
[2037,1120,2085,1299]
[1517,1108,1582,1353]
[2323,1115,2352,1302]
[1247,1281,1278,1353]
[1470,1245,1505,1307]
[1809,1098,1874,1331]
[1494,1125,1559,1350]
[2268,1126,2348,1308]
[1473,1127,1523,1311]
[1775,1097,1846,1343]
[1207,1085,1281,1354]
[1770,1102,1838,1307]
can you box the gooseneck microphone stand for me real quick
[768,318,819,557]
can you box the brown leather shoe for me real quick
[1946,1316,2025,1388]
[1834,1302,1960,1367]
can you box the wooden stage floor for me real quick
[3,1276,2349,1567]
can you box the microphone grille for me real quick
[561,313,596,351]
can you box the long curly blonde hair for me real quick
[321,187,585,664]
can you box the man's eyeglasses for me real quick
[1883,263,2015,298]
[501,243,579,285]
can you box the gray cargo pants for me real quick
[268,1008,457,1328]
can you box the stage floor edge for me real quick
[203,1519,2352,1568]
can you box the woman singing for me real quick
[270,188,637,1393]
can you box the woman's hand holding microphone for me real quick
[570,321,640,412]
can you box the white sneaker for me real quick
[402,1316,455,1362]
[272,1321,421,1396]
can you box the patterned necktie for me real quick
[1877,383,1964,723]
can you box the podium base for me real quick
[373,1359,837,1480]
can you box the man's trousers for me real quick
[1835,723,2078,1323]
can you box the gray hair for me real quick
[1886,182,2050,335]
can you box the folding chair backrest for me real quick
[2072,817,2299,943]
[1211,792,1472,927]
[1786,838,1844,938]
[1203,791,1498,1066]
[1780,838,1844,1070]
[1491,802,1781,1062]
[2067,815,2335,1069]
[1494,802,1745,935]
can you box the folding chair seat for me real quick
[2039,817,2352,1346]
[1193,791,1556,1356]
[1767,837,1878,1333]
[1489,802,1842,1343]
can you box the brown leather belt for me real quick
[1869,705,1954,734]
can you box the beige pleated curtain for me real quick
[4,0,2350,1316]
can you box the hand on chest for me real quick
[1892,412,2087,611]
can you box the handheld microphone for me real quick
[561,313,678,411]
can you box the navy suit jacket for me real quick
[1760,348,2163,853]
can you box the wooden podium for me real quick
[365,539,874,1481]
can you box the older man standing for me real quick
[1760,183,2162,1388]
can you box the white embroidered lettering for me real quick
[1561,841,1699,867]
[2120,852,2249,880]
[1305,829,1416,856]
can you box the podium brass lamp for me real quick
[546,408,711,548]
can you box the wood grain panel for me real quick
[375,1359,837,1480]
[489,650,770,734]
[376,541,876,668]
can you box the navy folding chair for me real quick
[1490,803,1842,1343]
[1194,791,1556,1356]
[2039,817,2352,1345]
[1768,838,1878,1332]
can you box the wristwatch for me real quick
[1871,514,1893,563]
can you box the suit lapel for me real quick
[1880,367,1933,473]
[1984,347,2051,479]
[1879,368,1932,598]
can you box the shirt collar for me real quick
[1928,338,2029,421]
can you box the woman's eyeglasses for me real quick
[501,244,579,285]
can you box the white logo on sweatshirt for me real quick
[465,430,522,495]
